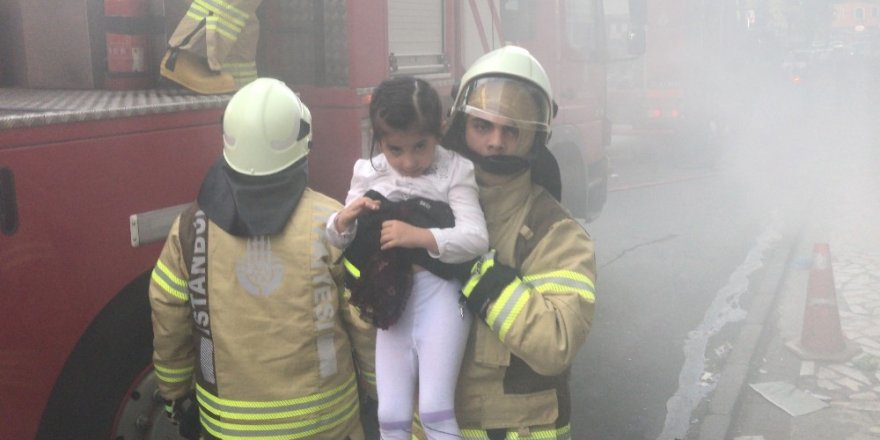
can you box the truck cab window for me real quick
[563,0,601,61]
[501,0,537,43]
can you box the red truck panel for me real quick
[0,89,225,439]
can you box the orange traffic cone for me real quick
[787,243,860,361]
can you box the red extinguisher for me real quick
[103,0,155,90]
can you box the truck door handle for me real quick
[0,167,19,236]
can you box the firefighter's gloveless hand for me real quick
[335,196,381,232]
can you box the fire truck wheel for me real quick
[34,273,175,439]
[554,143,588,220]
[112,367,184,439]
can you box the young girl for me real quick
[326,77,488,440]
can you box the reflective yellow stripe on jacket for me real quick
[154,364,194,385]
[487,270,595,340]
[152,260,189,302]
[187,0,249,42]
[359,369,376,388]
[342,257,360,279]
[523,270,595,302]
[223,61,258,86]
[461,424,572,440]
[197,373,360,439]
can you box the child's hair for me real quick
[369,76,443,152]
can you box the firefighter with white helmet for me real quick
[149,78,376,439]
[447,46,554,170]
[432,45,597,439]
[220,75,312,176]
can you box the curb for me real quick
[697,228,802,440]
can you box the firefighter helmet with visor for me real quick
[447,45,555,175]
[451,46,553,150]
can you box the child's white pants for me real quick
[376,270,471,440]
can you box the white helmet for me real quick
[451,45,554,141]
[222,78,312,176]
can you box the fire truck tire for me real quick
[554,143,588,220]
[35,273,171,440]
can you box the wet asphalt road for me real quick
[571,55,879,439]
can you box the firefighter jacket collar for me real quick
[478,169,532,222]
[197,157,308,236]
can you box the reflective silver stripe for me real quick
[462,254,495,298]
[461,424,572,439]
[199,336,216,384]
[312,208,339,377]
[152,261,188,301]
[196,373,357,420]
[198,0,249,24]
[223,61,257,76]
[154,364,193,384]
[317,333,338,378]
[523,270,596,303]
[485,270,595,340]
[205,15,240,42]
[231,74,258,89]
[200,395,358,439]
[194,0,247,41]
[361,369,376,387]
[185,4,209,21]
[461,430,490,440]
[486,280,528,340]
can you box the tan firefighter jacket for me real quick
[450,171,597,440]
[149,189,376,440]
[168,0,261,86]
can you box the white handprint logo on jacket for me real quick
[236,236,284,296]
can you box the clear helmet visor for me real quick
[456,76,551,134]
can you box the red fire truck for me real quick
[453,0,612,218]
[607,0,746,146]
[261,0,612,219]
[0,1,617,438]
